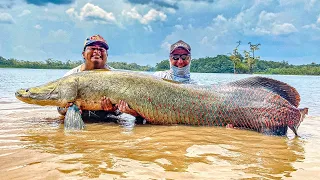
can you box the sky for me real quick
[1,0,320,66]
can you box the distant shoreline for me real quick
[2,66,320,76]
[1,55,320,75]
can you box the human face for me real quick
[170,48,191,68]
[82,44,108,70]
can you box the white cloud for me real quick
[279,0,317,10]
[174,24,183,30]
[258,11,276,24]
[254,23,298,35]
[200,36,208,45]
[317,15,320,24]
[0,13,14,24]
[254,27,271,35]
[122,8,167,24]
[143,25,153,32]
[213,14,228,26]
[271,23,298,35]
[142,9,167,24]
[253,11,297,35]
[66,3,116,24]
[161,41,171,51]
[122,8,141,20]
[66,7,76,17]
[18,10,31,17]
[34,24,42,30]
[165,8,176,14]
[279,0,297,6]
[302,24,320,31]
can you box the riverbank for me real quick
[2,55,320,75]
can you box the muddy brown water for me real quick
[1,68,320,179]
[0,100,320,179]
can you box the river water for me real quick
[0,68,319,179]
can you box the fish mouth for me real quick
[15,88,29,98]
[15,88,59,106]
[15,89,33,104]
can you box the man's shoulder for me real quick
[153,70,170,78]
[63,64,113,77]
[64,64,83,77]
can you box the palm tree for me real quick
[244,50,256,74]
[248,42,261,59]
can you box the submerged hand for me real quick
[66,102,82,114]
[117,100,139,117]
[101,96,116,112]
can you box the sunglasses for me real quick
[170,54,190,61]
[86,46,106,52]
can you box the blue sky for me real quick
[1,0,320,66]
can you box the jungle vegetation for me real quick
[1,42,320,75]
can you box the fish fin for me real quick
[227,76,300,107]
[261,125,288,136]
[162,78,182,84]
[299,107,309,116]
[64,104,85,130]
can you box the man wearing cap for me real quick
[64,34,112,76]
[116,40,194,119]
[154,40,194,83]
[58,34,118,122]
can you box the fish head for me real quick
[15,76,78,107]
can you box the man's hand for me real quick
[101,96,116,112]
[117,100,139,117]
[58,102,82,116]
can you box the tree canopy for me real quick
[1,55,320,75]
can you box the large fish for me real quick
[15,70,308,136]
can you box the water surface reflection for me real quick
[20,121,305,179]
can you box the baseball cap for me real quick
[83,34,109,51]
[170,40,191,54]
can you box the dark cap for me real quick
[170,40,191,54]
[83,34,109,51]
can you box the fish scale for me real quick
[15,70,308,136]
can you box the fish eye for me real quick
[26,89,29,92]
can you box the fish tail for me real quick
[289,108,308,136]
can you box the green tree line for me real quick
[1,55,320,75]
[0,56,154,71]
[0,56,82,69]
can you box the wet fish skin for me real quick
[15,70,307,135]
